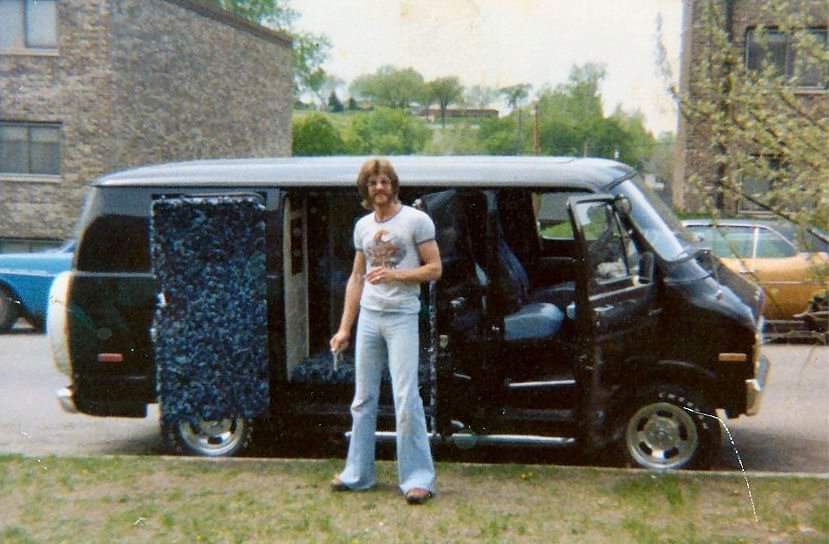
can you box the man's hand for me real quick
[366,266,396,285]
[330,330,351,353]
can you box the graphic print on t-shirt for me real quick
[365,229,407,268]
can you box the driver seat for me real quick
[487,196,565,342]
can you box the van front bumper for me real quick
[745,354,770,416]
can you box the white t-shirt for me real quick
[354,205,436,314]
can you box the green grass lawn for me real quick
[1,454,826,543]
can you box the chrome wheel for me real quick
[625,401,699,470]
[176,417,249,457]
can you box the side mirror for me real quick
[613,195,632,215]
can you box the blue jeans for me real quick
[338,308,436,494]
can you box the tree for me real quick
[478,116,525,155]
[646,132,676,192]
[427,76,464,127]
[328,91,344,112]
[610,107,656,167]
[292,113,345,156]
[664,0,828,231]
[344,108,431,154]
[349,66,428,109]
[533,63,656,168]
[544,64,606,125]
[303,74,344,109]
[293,33,333,101]
[464,85,498,109]
[203,0,332,101]
[498,83,532,113]
[498,83,532,152]
[204,0,298,27]
[424,124,484,155]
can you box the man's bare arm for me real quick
[330,251,366,352]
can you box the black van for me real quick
[49,156,768,469]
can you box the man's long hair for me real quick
[356,158,400,210]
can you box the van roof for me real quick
[95,155,636,189]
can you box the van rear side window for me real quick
[76,215,151,272]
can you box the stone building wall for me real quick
[0,0,115,240]
[0,0,292,242]
[674,0,827,213]
[109,0,292,170]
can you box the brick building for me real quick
[417,107,499,123]
[673,0,827,213]
[0,0,292,251]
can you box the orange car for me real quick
[684,220,829,321]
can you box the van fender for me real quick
[619,358,719,398]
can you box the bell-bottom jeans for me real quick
[338,308,436,494]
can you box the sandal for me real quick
[330,477,350,492]
[405,488,433,505]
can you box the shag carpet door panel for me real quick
[150,195,269,426]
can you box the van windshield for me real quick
[609,176,698,262]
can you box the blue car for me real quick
[0,241,74,332]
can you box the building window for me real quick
[739,157,782,214]
[746,27,828,89]
[0,0,57,50]
[0,122,61,176]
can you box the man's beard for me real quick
[371,191,392,206]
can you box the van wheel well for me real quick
[617,359,720,407]
[612,383,721,470]
[606,360,720,446]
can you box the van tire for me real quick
[0,286,19,332]
[161,415,253,457]
[617,385,721,470]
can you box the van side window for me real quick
[533,191,585,240]
[76,215,150,273]
[579,202,636,288]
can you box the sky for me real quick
[291,0,684,136]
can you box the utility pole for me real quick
[533,103,540,155]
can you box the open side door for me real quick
[150,193,270,433]
[418,189,485,436]
[567,194,658,452]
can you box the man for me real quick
[329,158,442,505]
